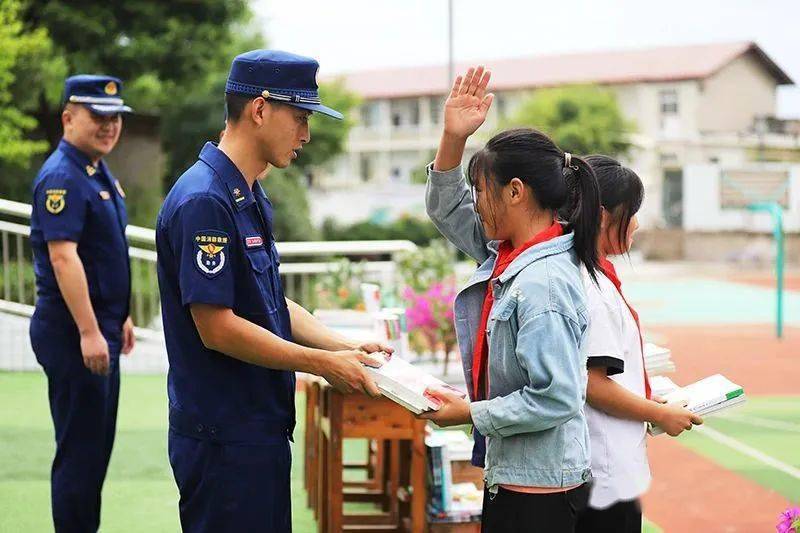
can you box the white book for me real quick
[649,375,680,397]
[364,353,465,415]
[644,343,676,376]
[649,374,746,435]
[664,374,745,412]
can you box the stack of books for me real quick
[426,430,482,523]
[649,374,747,435]
[363,353,465,415]
[644,343,676,376]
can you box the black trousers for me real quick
[481,484,590,533]
[575,499,642,533]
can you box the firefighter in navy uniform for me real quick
[29,74,135,533]
[156,50,391,532]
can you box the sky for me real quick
[252,0,800,118]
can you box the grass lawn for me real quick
[0,372,670,532]
[677,396,800,501]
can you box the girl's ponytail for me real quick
[562,153,601,282]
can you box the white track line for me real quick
[696,426,800,481]
[717,413,800,433]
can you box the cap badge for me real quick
[104,81,118,95]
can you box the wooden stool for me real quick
[317,383,427,533]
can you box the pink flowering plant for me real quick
[397,241,459,372]
[777,506,800,533]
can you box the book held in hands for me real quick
[649,374,746,435]
[363,353,466,415]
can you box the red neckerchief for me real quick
[472,222,564,399]
[598,257,652,399]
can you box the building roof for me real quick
[331,41,793,100]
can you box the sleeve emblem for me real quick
[194,231,229,278]
[45,189,67,214]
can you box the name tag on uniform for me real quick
[99,190,111,200]
[245,236,264,248]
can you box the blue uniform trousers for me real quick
[31,316,121,533]
[168,430,292,533]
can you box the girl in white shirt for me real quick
[575,155,703,533]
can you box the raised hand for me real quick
[443,66,494,140]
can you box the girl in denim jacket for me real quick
[422,66,601,532]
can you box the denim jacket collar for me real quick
[497,232,574,284]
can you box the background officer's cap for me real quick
[63,75,133,116]
[225,50,343,120]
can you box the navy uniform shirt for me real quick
[156,142,295,442]
[30,139,131,343]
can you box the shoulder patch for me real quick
[194,230,230,278]
[45,189,67,214]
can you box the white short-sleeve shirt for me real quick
[582,267,651,509]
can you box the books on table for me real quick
[363,353,465,415]
[649,374,747,435]
[644,343,676,376]
[426,429,482,523]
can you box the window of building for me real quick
[390,98,420,129]
[660,89,679,115]
[359,154,372,182]
[430,96,443,125]
[662,169,683,228]
[360,102,380,129]
[409,99,420,126]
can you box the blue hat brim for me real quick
[285,101,343,120]
[86,103,133,116]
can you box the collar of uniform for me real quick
[253,180,268,200]
[58,139,102,177]
[198,142,255,210]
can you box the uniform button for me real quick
[196,424,204,433]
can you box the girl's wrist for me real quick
[441,131,469,144]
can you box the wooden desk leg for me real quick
[380,439,391,513]
[410,420,427,533]
[304,381,314,492]
[316,386,328,527]
[306,381,319,510]
[370,439,386,492]
[386,439,401,521]
[325,390,344,533]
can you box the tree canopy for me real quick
[504,85,633,157]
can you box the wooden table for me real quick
[315,381,428,533]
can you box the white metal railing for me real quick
[0,196,416,372]
[0,197,415,322]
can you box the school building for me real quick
[316,41,800,261]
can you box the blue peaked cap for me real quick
[225,50,343,120]
[63,75,133,115]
